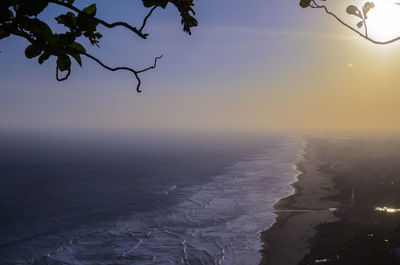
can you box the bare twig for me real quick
[362,13,368,37]
[140,6,158,33]
[137,55,163,74]
[83,53,163,93]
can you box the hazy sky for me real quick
[1,0,400,133]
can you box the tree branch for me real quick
[83,53,163,93]
[140,6,158,33]
[3,24,162,92]
[310,0,400,45]
[137,55,163,74]
[48,0,151,39]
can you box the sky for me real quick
[1,0,400,134]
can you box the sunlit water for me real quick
[0,134,303,265]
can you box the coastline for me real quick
[259,134,400,265]
[259,136,339,265]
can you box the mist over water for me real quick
[0,131,302,265]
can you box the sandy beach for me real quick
[260,135,400,265]
[260,136,339,265]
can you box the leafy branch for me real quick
[48,0,150,39]
[0,0,198,93]
[300,0,400,45]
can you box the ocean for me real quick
[0,131,303,265]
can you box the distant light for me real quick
[347,63,354,68]
[375,206,400,213]
[315,259,328,263]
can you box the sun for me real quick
[366,0,400,41]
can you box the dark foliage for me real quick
[0,0,198,92]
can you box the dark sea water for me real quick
[0,131,303,265]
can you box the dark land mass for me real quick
[260,135,400,265]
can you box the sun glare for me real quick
[366,0,400,41]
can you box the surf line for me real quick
[274,208,337,213]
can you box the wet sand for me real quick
[260,136,339,265]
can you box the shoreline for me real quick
[259,136,339,265]
[259,135,400,265]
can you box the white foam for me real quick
[41,136,304,265]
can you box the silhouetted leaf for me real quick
[76,8,101,46]
[57,55,71,72]
[141,0,197,34]
[169,0,197,34]
[38,52,51,64]
[82,4,96,16]
[346,5,363,19]
[25,44,42,58]
[56,12,77,29]
[69,42,86,53]
[70,53,82,66]
[300,0,312,8]
[24,18,53,40]
[142,0,168,9]
[362,2,375,19]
